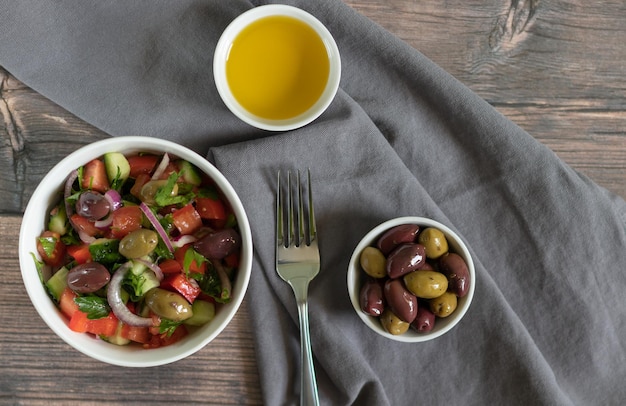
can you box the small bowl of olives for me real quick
[19,136,253,366]
[347,216,475,342]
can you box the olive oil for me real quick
[225,15,330,121]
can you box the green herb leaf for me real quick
[37,235,58,257]
[109,167,123,191]
[154,172,195,207]
[183,246,206,276]
[30,252,45,283]
[74,295,111,319]
[159,318,183,337]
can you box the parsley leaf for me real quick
[109,166,124,191]
[159,318,183,337]
[74,295,111,319]
[30,252,45,284]
[37,235,58,257]
[183,246,206,276]
[154,172,194,207]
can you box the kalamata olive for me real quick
[403,270,448,299]
[360,278,385,316]
[419,261,435,271]
[386,243,426,279]
[417,227,449,259]
[119,229,158,259]
[359,246,386,278]
[383,279,418,323]
[67,262,110,294]
[380,308,409,335]
[438,252,471,297]
[75,191,110,220]
[193,228,241,259]
[140,180,178,205]
[429,291,457,317]
[376,224,420,255]
[144,288,193,321]
[411,306,436,333]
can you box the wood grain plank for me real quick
[0,215,262,405]
[344,0,626,198]
[0,68,110,215]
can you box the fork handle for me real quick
[292,281,320,406]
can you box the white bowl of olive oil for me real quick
[213,5,341,131]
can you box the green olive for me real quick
[379,308,409,335]
[144,288,193,321]
[417,227,449,259]
[119,229,158,259]
[360,246,387,278]
[429,291,458,318]
[140,180,178,205]
[403,270,448,299]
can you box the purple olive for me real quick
[383,279,418,323]
[376,224,420,255]
[411,306,436,333]
[360,278,385,316]
[193,228,241,259]
[75,191,110,220]
[386,243,426,279]
[67,262,110,294]
[438,253,471,297]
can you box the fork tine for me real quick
[307,169,316,244]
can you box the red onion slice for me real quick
[107,262,155,327]
[104,189,123,211]
[151,153,170,180]
[172,234,198,248]
[135,258,164,281]
[139,202,174,253]
[64,169,78,217]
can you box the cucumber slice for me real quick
[102,321,131,346]
[89,238,122,264]
[46,266,69,302]
[104,152,131,188]
[184,300,215,326]
[178,160,202,186]
[48,202,68,235]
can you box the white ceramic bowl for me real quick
[18,136,253,367]
[213,4,341,131]
[347,216,476,342]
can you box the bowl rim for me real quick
[213,4,341,131]
[347,216,475,343]
[18,136,253,366]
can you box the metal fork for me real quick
[276,169,320,406]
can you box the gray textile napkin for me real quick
[3,0,626,404]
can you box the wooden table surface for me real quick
[1,1,625,404]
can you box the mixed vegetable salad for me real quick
[33,151,242,348]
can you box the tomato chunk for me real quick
[196,197,226,221]
[70,214,102,238]
[171,203,202,235]
[67,243,92,264]
[82,159,110,193]
[159,259,183,274]
[87,312,119,337]
[144,324,188,349]
[160,273,201,303]
[109,206,143,239]
[59,287,79,319]
[121,324,151,344]
[128,155,159,178]
[36,230,66,267]
[69,310,89,333]
[174,244,206,274]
